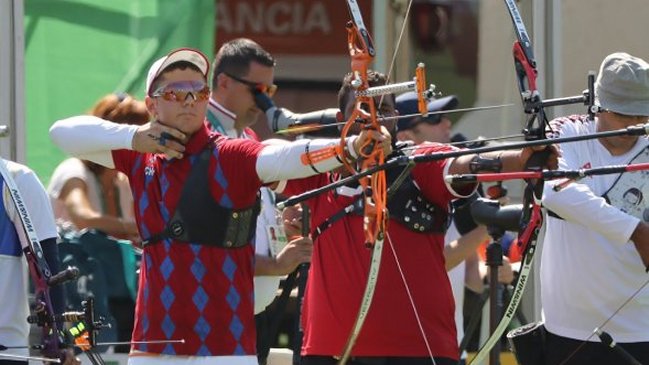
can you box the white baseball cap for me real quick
[145,48,210,96]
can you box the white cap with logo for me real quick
[145,48,210,96]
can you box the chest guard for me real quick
[143,144,260,248]
[603,146,649,222]
[384,163,449,234]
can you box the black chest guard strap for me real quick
[313,149,448,239]
[384,169,449,234]
[143,145,260,248]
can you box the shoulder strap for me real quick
[142,139,218,246]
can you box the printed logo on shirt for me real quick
[144,156,156,176]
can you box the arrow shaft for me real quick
[0,352,61,363]
[95,339,185,346]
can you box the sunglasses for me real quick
[151,81,210,102]
[406,114,443,130]
[421,113,444,124]
[224,72,278,97]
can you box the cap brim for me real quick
[426,95,459,113]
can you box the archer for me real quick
[539,52,649,365]
[280,69,558,365]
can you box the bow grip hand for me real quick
[353,126,392,159]
[521,144,559,170]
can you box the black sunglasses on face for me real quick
[414,113,444,126]
[223,72,277,97]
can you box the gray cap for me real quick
[595,52,649,116]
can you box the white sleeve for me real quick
[49,115,139,168]
[542,182,639,243]
[4,161,58,241]
[255,136,358,183]
[542,120,639,243]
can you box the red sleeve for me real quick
[111,149,139,177]
[215,138,266,205]
[281,174,331,199]
[410,143,461,207]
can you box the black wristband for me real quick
[469,153,503,174]
[304,141,321,174]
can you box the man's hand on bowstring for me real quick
[519,144,560,170]
[273,237,313,275]
[353,126,392,159]
[132,120,187,159]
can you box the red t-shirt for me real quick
[112,124,264,356]
[283,143,466,360]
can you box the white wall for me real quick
[0,0,25,162]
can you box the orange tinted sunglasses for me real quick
[224,72,277,97]
[152,81,210,102]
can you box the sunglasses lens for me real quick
[154,81,209,102]
[266,85,277,97]
[427,114,442,124]
[253,84,277,98]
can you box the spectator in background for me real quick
[207,38,313,363]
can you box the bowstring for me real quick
[378,0,414,109]
[377,3,439,362]
[386,231,437,364]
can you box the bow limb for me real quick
[468,3,549,361]
[337,236,385,365]
[337,1,441,363]
[468,179,544,365]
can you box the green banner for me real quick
[25,0,215,184]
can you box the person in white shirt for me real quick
[208,38,313,364]
[541,52,649,365]
[0,159,78,365]
[207,39,312,315]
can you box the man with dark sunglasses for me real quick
[395,92,458,144]
[206,38,313,364]
[208,38,277,137]
[50,47,391,365]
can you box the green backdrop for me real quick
[24,0,215,184]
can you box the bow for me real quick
[336,1,446,362]
[465,1,548,362]
[0,159,184,364]
[336,1,389,361]
[0,157,107,364]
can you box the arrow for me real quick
[274,103,514,135]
